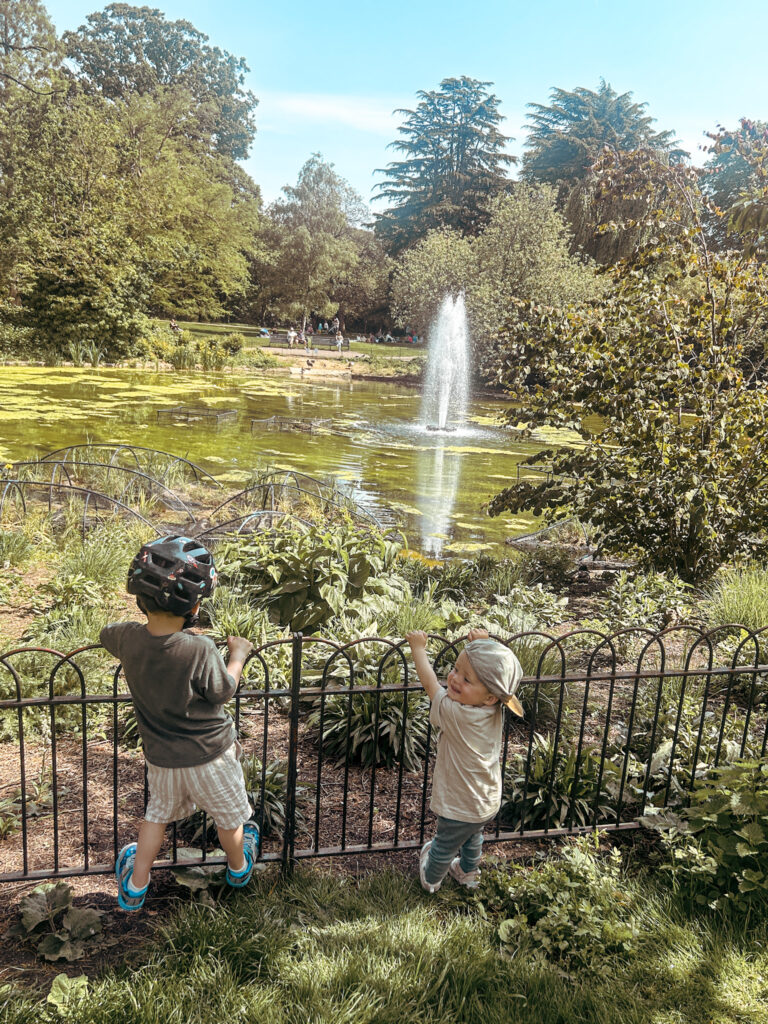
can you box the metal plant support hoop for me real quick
[0,479,162,538]
[10,461,196,523]
[40,444,221,488]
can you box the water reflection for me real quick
[417,436,461,558]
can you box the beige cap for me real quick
[464,638,525,717]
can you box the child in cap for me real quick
[405,627,524,892]
[101,535,258,911]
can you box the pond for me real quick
[0,366,581,557]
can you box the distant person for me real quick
[286,327,297,349]
[405,627,524,893]
[413,334,419,345]
[368,333,376,345]
[335,331,344,354]
[169,319,180,335]
[102,536,258,911]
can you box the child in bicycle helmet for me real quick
[101,535,258,911]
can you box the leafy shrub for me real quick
[500,732,621,830]
[197,339,226,371]
[487,585,567,631]
[201,584,276,647]
[167,342,196,370]
[518,544,577,591]
[648,760,768,912]
[241,346,279,368]
[222,332,245,355]
[480,836,640,980]
[608,678,765,810]
[603,570,692,631]
[5,882,104,961]
[375,582,463,638]
[219,523,403,632]
[308,690,429,772]
[397,553,526,603]
[242,755,312,836]
[36,572,102,613]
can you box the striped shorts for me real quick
[144,741,252,831]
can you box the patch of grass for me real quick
[702,563,768,633]
[0,529,34,567]
[2,863,767,1023]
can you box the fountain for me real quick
[421,293,470,431]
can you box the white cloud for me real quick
[258,91,407,135]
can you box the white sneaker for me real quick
[419,841,442,893]
[448,857,479,889]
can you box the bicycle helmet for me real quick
[127,535,217,616]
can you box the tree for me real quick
[0,0,62,95]
[468,184,598,364]
[390,229,473,336]
[118,91,260,319]
[523,80,685,262]
[16,92,151,357]
[390,184,597,363]
[0,1,64,303]
[523,80,681,190]
[63,3,257,159]
[489,152,768,584]
[265,155,365,326]
[330,228,391,330]
[374,77,514,254]
[706,120,768,255]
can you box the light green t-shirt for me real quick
[429,686,503,823]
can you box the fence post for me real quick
[282,632,303,876]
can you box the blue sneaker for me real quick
[226,821,260,888]
[115,843,149,911]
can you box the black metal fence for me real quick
[1,627,766,883]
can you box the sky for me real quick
[43,0,768,208]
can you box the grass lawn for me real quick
[152,320,423,358]
[2,863,765,1024]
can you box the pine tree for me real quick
[373,76,514,254]
[523,79,680,191]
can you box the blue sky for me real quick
[44,0,768,208]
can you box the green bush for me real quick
[219,523,403,632]
[240,346,279,368]
[200,585,277,647]
[650,760,768,912]
[242,755,312,837]
[500,732,621,830]
[397,553,526,603]
[518,544,577,591]
[603,570,692,631]
[479,836,640,980]
[308,690,429,772]
[222,332,245,355]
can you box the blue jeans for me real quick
[423,815,491,885]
